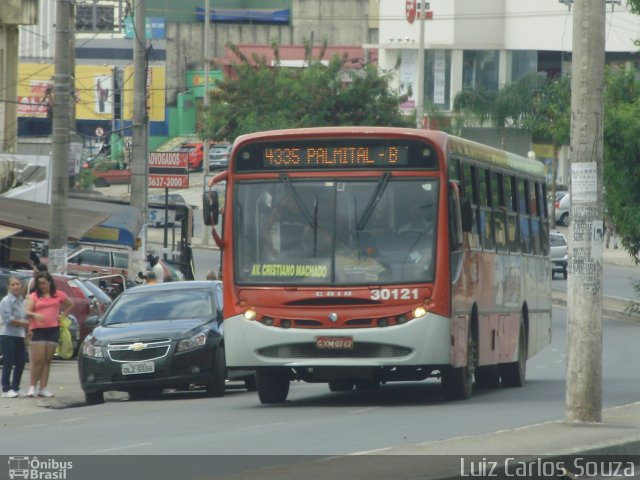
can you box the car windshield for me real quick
[550,234,566,247]
[234,178,438,286]
[103,288,213,325]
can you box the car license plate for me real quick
[315,336,354,349]
[122,362,155,375]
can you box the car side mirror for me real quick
[85,315,100,331]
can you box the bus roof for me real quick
[233,127,545,178]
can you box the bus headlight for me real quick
[413,306,427,319]
[244,309,257,320]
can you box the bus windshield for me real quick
[234,177,439,286]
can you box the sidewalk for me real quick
[0,361,127,418]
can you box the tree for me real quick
[452,87,496,129]
[202,41,413,142]
[453,74,571,225]
[603,70,640,262]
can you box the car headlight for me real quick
[177,332,207,352]
[82,342,103,358]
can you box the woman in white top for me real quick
[0,276,30,398]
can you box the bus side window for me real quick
[518,179,531,254]
[535,181,549,256]
[493,172,507,252]
[529,180,541,255]
[505,175,519,253]
[449,181,464,282]
[461,162,480,249]
[448,156,461,184]
[478,167,494,251]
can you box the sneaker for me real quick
[38,388,54,398]
[5,390,18,398]
[27,386,37,398]
[14,390,26,398]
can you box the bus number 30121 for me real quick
[370,288,419,301]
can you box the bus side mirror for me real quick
[203,191,219,226]
[460,199,473,233]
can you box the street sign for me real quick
[148,151,190,189]
[406,0,417,23]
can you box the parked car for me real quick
[208,143,231,171]
[550,231,568,279]
[177,142,204,171]
[78,281,255,405]
[65,245,184,298]
[66,246,129,280]
[553,192,570,227]
[90,158,131,187]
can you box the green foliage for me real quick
[75,168,95,190]
[452,73,570,146]
[202,42,412,142]
[603,71,640,262]
[452,87,496,128]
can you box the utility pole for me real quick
[566,0,605,423]
[201,0,211,247]
[129,0,149,281]
[49,0,72,273]
[415,0,426,129]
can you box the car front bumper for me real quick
[79,342,221,394]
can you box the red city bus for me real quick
[205,127,551,404]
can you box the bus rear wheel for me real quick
[256,368,290,404]
[500,319,527,387]
[441,327,476,400]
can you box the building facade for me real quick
[374,0,640,113]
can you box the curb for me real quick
[552,291,640,323]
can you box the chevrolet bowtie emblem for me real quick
[131,342,146,351]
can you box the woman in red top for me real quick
[25,272,73,398]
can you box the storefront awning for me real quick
[73,200,143,247]
[0,225,21,240]
[0,197,143,248]
[0,198,110,240]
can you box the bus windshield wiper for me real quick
[357,172,391,231]
[280,174,314,227]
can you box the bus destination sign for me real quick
[235,140,437,171]
[264,145,403,168]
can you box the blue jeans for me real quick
[1,335,26,392]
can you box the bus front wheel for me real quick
[441,327,476,400]
[256,368,290,404]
